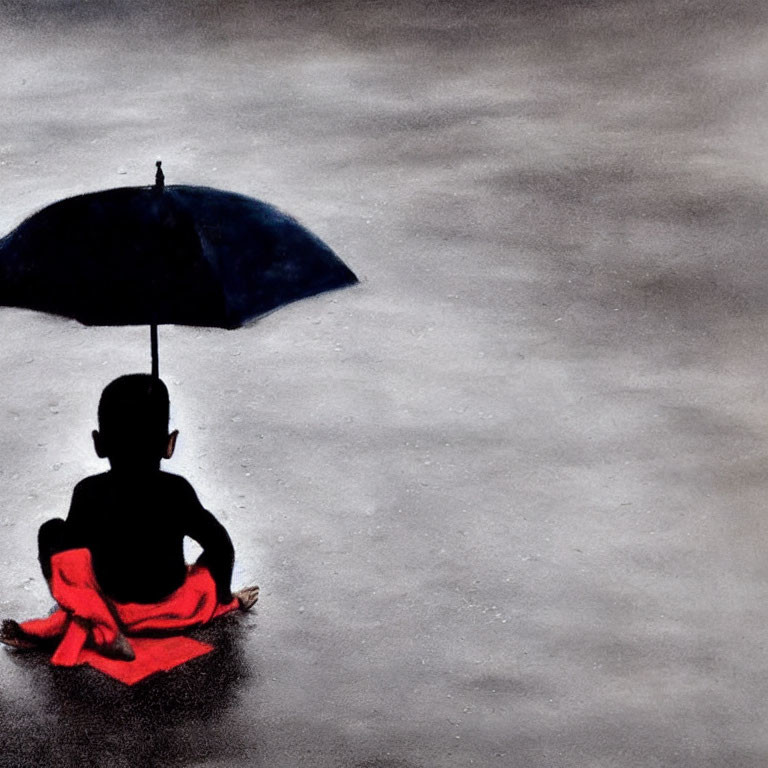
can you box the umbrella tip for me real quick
[154,160,164,191]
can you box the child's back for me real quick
[66,468,233,603]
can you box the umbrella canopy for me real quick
[0,169,358,373]
[0,184,356,328]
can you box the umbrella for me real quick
[0,163,358,376]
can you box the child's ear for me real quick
[92,430,107,459]
[164,430,179,460]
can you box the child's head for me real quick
[92,374,178,468]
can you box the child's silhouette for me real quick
[1,374,258,657]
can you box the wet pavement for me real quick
[2,1,768,765]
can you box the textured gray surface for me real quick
[2,1,768,765]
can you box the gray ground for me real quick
[1,0,768,765]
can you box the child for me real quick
[1,374,258,660]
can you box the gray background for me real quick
[2,1,768,766]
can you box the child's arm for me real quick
[183,492,235,604]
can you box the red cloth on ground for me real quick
[20,548,239,685]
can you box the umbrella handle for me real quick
[151,323,159,378]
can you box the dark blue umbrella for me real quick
[0,163,358,375]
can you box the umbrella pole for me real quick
[150,323,159,378]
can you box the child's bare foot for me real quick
[0,619,40,650]
[234,585,259,611]
[86,627,135,661]
[100,632,135,662]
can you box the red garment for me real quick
[20,548,239,685]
